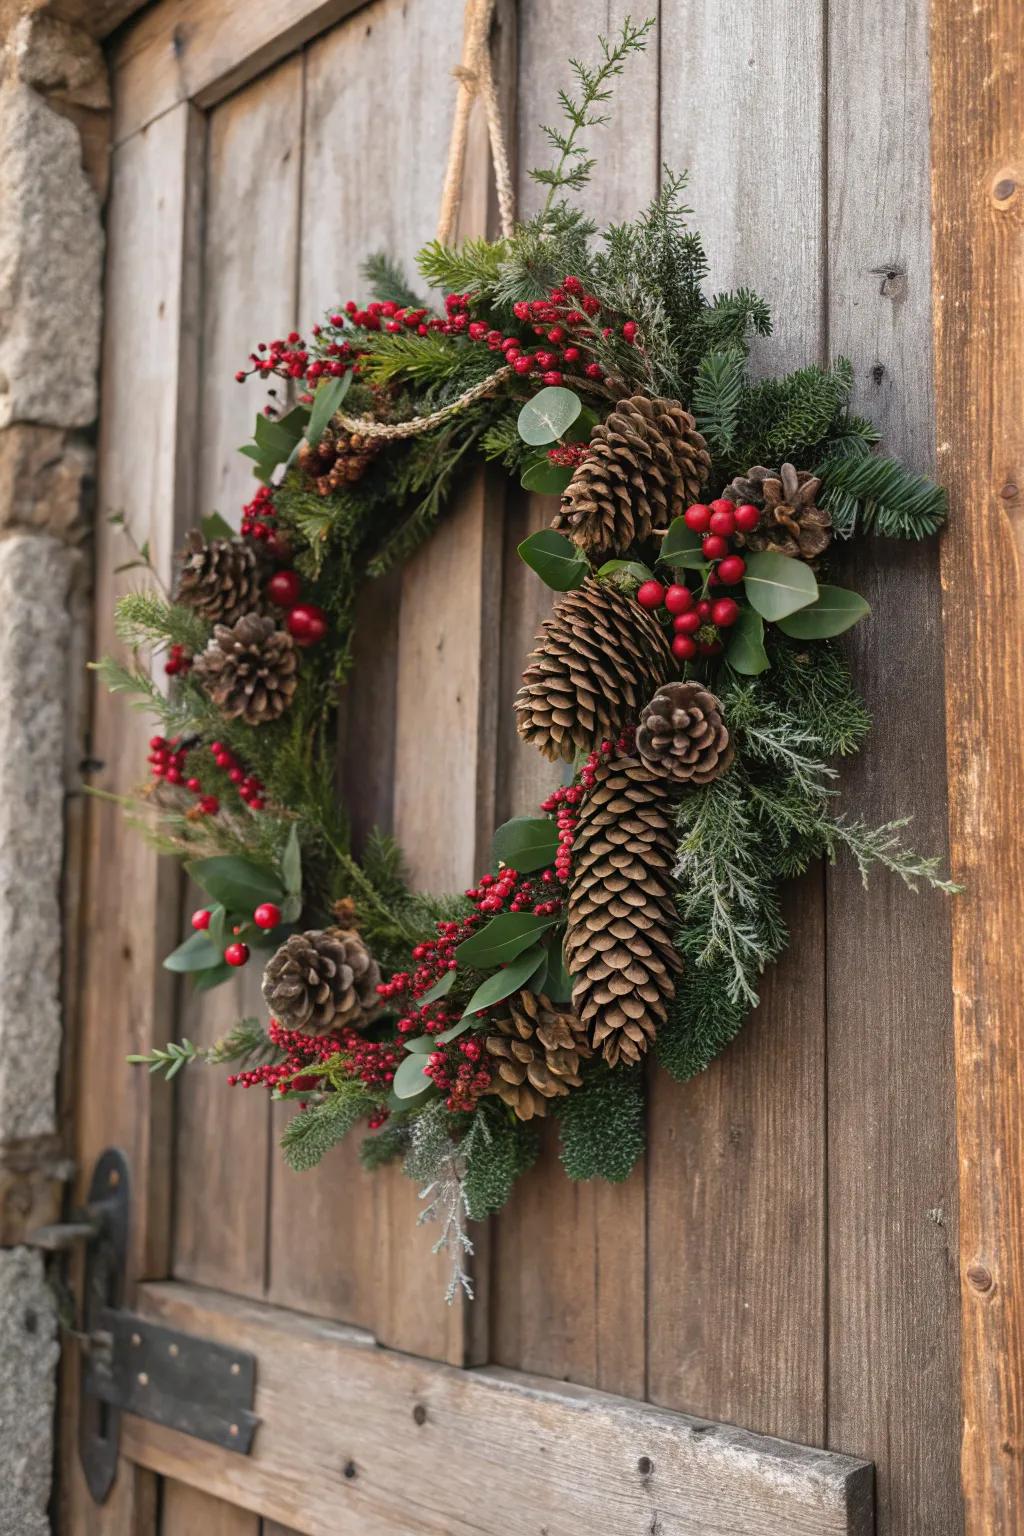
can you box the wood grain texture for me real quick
[110,0,367,143]
[123,1282,873,1536]
[60,103,205,1536]
[930,0,1024,1528]
[160,1480,257,1536]
[825,2,962,1531]
[173,55,305,1301]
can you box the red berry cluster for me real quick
[227,1018,400,1106]
[635,498,761,663]
[148,736,219,815]
[424,1035,492,1113]
[547,443,592,469]
[682,497,759,580]
[241,485,277,541]
[192,900,282,972]
[164,643,192,677]
[208,741,266,811]
[465,868,562,918]
[265,568,328,648]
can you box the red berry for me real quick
[696,599,714,621]
[541,370,564,386]
[191,908,211,931]
[711,597,740,628]
[709,508,736,537]
[674,610,701,635]
[622,320,638,342]
[636,579,666,610]
[698,638,724,656]
[287,603,328,646]
[672,634,697,661]
[253,902,282,930]
[224,942,250,967]
[513,355,533,376]
[684,504,711,533]
[266,569,301,607]
[734,503,761,532]
[709,498,735,518]
[664,583,694,615]
[702,534,729,561]
[717,555,746,585]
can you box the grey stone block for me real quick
[0,1246,57,1536]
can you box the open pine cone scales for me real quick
[298,425,381,494]
[724,462,831,560]
[565,756,682,1067]
[484,991,591,1120]
[553,394,712,557]
[193,614,298,726]
[636,681,734,785]
[515,577,674,762]
[175,531,265,626]
[262,926,381,1033]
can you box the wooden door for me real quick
[60,2,959,1533]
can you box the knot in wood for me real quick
[967,1262,994,1294]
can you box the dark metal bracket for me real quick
[58,1148,259,1504]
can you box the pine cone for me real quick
[262,926,381,1033]
[515,577,674,763]
[193,614,298,726]
[483,991,591,1121]
[175,531,265,625]
[565,756,682,1068]
[553,395,711,557]
[724,462,831,560]
[636,681,734,786]
[298,424,381,495]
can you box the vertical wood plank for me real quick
[647,0,828,1442]
[62,103,204,1536]
[161,1481,257,1536]
[825,2,962,1530]
[930,0,1024,1528]
[173,54,304,1301]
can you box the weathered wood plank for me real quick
[930,0,1024,1529]
[174,53,305,1301]
[161,1480,257,1536]
[650,0,828,1442]
[824,2,962,1531]
[124,1282,873,1536]
[61,102,205,1536]
[110,0,369,144]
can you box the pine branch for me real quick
[280,1081,374,1173]
[360,251,425,309]
[416,237,508,296]
[657,964,750,1080]
[817,451,947,540]
[206,1017,278,1067]
[461,1105,540,1219]
[114,591,210,654]
[822,815,961,893]
[556,1063,645,1182]
[127,1038,202,1079]
[767,639,871,757]
[692,349,745,455]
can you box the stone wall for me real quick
[0,5,147,1531]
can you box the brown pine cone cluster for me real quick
[483,991,591,1120]
[175,531,264,626]
[193,614,298,726]
[515,577,674,763]
[553,395,711,557]
[298,425,381,495]
[565,756,682,1068]
[723,463,831,560]
[636,681,734,786]
[262,926,381,1033]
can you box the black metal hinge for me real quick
[32,1148,259,1504]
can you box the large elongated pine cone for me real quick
[553,395,711,557]
[566,757,682,1067]
[193,613,298,726]
[484,991,592,1121]
[723,462,831,560]
[175,531,265,626]
[262,927,381,1033]
[515,578,674,763]
[636,681,735,785]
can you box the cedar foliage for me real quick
[557,1064,645,1182]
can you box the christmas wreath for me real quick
[109,19,955,1299]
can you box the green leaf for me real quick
[201,511,235,541]
[392,1051,433,1100]
[434,1017,474,1044]
[385,1082,435,1113]
[457,946,547,1024]
[163,932,222,973]
[455,913,559,970]
[419,969,457,1004]
[533,941,573,1004]
[403,1035,436,1054]
[742,550,819,621]
[520,455,574,496]
[281,824,302,896]
[192,961,234,992]
[725,609,769,675]
[305,373,352,448]
[564,406,598,443]
[776,584,870,638]
[492,815,559,873]
[206,904,227,948]
[517,529,588,591]
[280,893,303,925]
[187,856,285,914]
[659,518,707,570]
[517,386,582,446]
[597,559,654,583]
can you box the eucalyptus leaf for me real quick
[776,584,870,638]
[659,518,708,570]
[725,609,770,675]
[517,529,589,591]
[742,550,819,621]
[403,1035,436,1054]
[492,816,559,873]
[419,969,457,1004]
[517,386,582,446]
[520,456,574,496]
[454,913,559,969]
[392,1051,433,1100]
[281,824,302,895]
[206,904,227,948]
[305,372,352,448]
[434,1017,474,1044]
[458,946,547,1022]
[186,856,285,914]
[163,932,223,973]
[386,1082,435,1113]
[280,893,303,925]
[192,961,234,992]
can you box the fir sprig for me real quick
[817,451,947,540]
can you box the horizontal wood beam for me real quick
[120,1283,872,1536]
[109,0,370,143]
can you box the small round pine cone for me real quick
[175,531,265,626]
[483,991,591,1121]
[193,613,298,726]
[299,425,381,495]
[262,927,381,1033]
[635,681,734,786]
[723,463,831,560]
